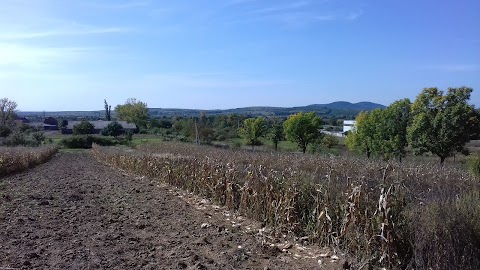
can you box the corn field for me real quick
[92,142,480,269]
[0,146,58,176]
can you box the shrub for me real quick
[31,131,46,146]
[73,121,95,135]
[0,125,12,137]
[92,136,117,146]
[59,136,92,149]
[2,132,28,146]
[59,136,117,149]
[101,121,124,137]
[125,130,133,142]
[18,123,32,133]
[321,134,339,149]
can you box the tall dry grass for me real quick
[92,142,480,269]
[0,146,58,176]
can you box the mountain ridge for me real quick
[18,101,385,119]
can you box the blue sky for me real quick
[1,0,479,111]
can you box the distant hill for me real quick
[18,101,385,119]
[317,101,386,110]
[147,101,385,118]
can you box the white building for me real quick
[343,120,357,133]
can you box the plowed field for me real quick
[0,152,344,269]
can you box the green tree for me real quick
[269,118,284,151]
[346,99,412,161]
[284,112,322,153]
[382,98,411,161]
[407,87,478,164]
[199,126,215,144]
[101,121,124,137]
[60,119,68,129]
[0,98,18,126]
[104,99,112,121]
[239,117,268,150]
[115,98,149,129]
[43,117,58,127]
[59,119,68,134]
[73,121,95,135]
[345,111,372,158]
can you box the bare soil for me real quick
[0,152,345,269]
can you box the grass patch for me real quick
[131,136,164,146]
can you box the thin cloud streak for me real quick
[0,43,101,69]
[82,0,152,10]
[424,64,479,72]
[0,26,134,40]
[249,1,309,14]
[225,0,258,6]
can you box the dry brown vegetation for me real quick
[0,146,58,176]
[92,142,480,269]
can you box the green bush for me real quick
[125,130,133,142]
[0,125,12,138]
[32,131,46,146]
[59,136,92,149]
[322,134,339,149]
[2,132,28,146]
[92,136,117,146]
[59,136,117,149]
[101,121,124,137]
[73,121,95,135]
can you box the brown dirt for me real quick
[0,152,346,269]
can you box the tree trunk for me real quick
[440,156,446,164]
[274,142,278,151]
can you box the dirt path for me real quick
[0,152,332,270]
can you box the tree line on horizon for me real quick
[2,86,479,163]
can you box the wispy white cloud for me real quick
[272,10,362,26]
[225,0,258,6]
[345,10,363,21]
[0,26,133,40]
[0,43,99,69]
[249,1,309,14]
[0,0,135,75]
[222,0,363,27]
[424,64,479,72]
[82,0,151,10]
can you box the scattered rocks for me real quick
[200,222,211,228]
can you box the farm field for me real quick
[0,151,332,269]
